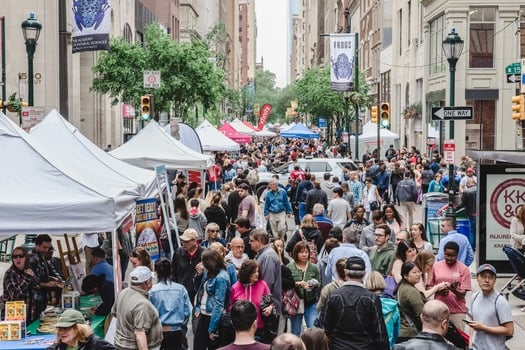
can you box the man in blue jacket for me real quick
[264,180,292,239]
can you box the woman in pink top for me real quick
[230,260,273,339]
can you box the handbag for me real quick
[282,289,300,318]
[445,321,469,349]
[220,310,235,346]
[370,200,380,211]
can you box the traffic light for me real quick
[141,95,151,121]
[511,95,525,121]
[380,102,391,129]
[371,106,378,124]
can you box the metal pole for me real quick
[377,80,381,162]
[58,0,69,119]
[25,40,35,106]
[446,58,457,217]
[354,32,360,160]
[344,91,349,156]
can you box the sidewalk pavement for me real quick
[1,204,525,348]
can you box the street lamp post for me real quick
[442,28,464,217]
[21,12,42,107]
[21,12,41,249]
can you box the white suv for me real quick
[256,158,358,199]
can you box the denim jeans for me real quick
[298,202,307,222]
[290,302,317,336]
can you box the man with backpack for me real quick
[246,161,259,193]
[295,172,314,222]
[467,264,514,350]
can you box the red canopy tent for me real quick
[218,123,252,144]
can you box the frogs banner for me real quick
[330,33,356,91]
[71,0,111,53]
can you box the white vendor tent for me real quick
[350,121,400,159]
[110,120,214,170]
[31,110,158,198]
[357,121,400,142]
[196,120,240,152]
[229,118,257,135]
[0,113,128,234]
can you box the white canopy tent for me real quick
[31,110,158,198]
[254,129,277,137]
[350,121,400,159]
[0,113,130,234]
[229,118,257,135]
[196,120,240,152]
[110,120,214,170]
[229,118,277,137]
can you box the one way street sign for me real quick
[431,106,473,121]
[507,74,520,83]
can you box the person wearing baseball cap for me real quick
[467,264,514,349]
[171,228,204,306]
[51,309,114,349]
[112,266,162,350]
[322,256,389,350]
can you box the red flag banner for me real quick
[257,103,272,130]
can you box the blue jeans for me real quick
[298,202,307,222]
[290,302,317,336]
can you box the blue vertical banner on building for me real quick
[330,33,356,91]
[71,0,111,53]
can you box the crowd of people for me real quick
[1,139,517,350]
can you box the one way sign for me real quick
[431,106,473,121]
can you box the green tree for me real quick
[91,23,225,122]
[294,66,373,142]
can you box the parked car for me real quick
[256,158,358,200]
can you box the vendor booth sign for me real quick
[135,198,161,261]
[479,164,525,272]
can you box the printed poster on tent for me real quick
[71,0,111,53]
[135,198,161,262]
[330,33,356,91]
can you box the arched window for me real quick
[123,23,132,43]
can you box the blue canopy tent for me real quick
[280,123,319,139]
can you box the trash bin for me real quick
[456,219,470,240]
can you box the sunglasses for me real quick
[208,229,219,233]
[12,254,25,259]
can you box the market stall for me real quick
[110,120,214,170]
[31,110,158,198]
[280,122,320,139]
[218,123,252,144]
[0,112,134,347]
[196,120,240,152]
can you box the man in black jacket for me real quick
[305,180,328,215]
[323,256,389,350]
[393,300,459,349]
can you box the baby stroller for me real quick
[500,245,525,300]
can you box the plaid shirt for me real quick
[2,266,40,321]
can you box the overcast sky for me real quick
[255,0,289,88]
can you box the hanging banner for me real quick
[257,104,272,131]
[71,0,111,53]
[135,197,161,262]
[330,33,356,91]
